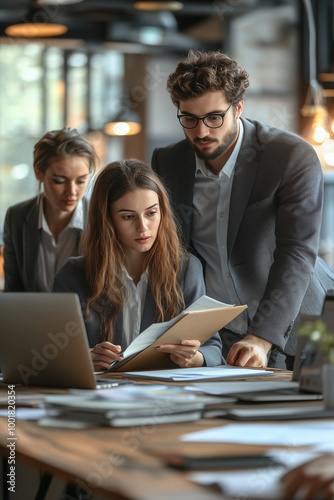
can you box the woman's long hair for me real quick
[81,159,186,342]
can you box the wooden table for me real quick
[0,369,318,500]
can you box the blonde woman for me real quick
[53,159,223,370]
[3,127,97,291]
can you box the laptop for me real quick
[292,291,334,381]
[0,293,115,389]
[322,289,334,318]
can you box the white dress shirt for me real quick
[191,120,248,334]
[122,270,149,349]
[37,198,85,292]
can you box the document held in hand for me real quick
[108,295,247,372]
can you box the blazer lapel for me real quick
[113,311,124,346]
[165,140,196,245]
[227,118,262,257]
[140,285,156,332]
[22,201,40,291]
[180,142,196,244]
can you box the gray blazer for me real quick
[3,196,89,291]
[53,254,224,367]
[152,117,334,356]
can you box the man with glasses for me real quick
[152,49,334,369]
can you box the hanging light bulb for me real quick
[5,5,68,38]
[313,125,330,144]
[105,102,142,137]
[303,105,330,145]
[312,107,330,144]
[322,139,334,167]
[300,0,333,145]
[134,2,183,11]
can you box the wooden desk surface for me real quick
[0,417,233,500]
[0,370,313,500]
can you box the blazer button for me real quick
[284,325,292,338]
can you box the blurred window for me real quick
[0,44,123,243]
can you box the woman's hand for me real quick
[155,339,204,368]
[90,341,123,371]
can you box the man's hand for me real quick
[226,334,272,367]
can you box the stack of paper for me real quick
[38,384,225,428]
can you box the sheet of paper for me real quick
[124,366,273,381]
[71,384,166,398]
[185,380,299,395]
[190,450,322,500]
[79,384,199,401]
[190,468,286,500]
[267,448,323,468]
[313,442,334,453]
[121,295,233,358]
[122,315,182,358]
[0,393,47,405]
[39,418,92,429]
[0,408,48,420]
[185,296,232,311]
[69,385,223,410]
[182,420,334,446]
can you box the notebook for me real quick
[0,292,111,389]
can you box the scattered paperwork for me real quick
[123,365,273,381]
[186,380,299,395]
[181,420,334,446]
[189,449,325,499]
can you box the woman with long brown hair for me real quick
[53,159,223,370]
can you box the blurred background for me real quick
[0,0,334,267]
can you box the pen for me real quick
[108,352,123,371]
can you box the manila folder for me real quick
[110,304,247,372]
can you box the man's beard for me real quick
[187,120,239,161]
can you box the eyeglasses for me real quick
[177,104,233,129]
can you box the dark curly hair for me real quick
[167,50,249,108]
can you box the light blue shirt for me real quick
[191,120,248,334]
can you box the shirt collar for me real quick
[38,195,85,233]
[123,267,149,284]
[195,119,244,179]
